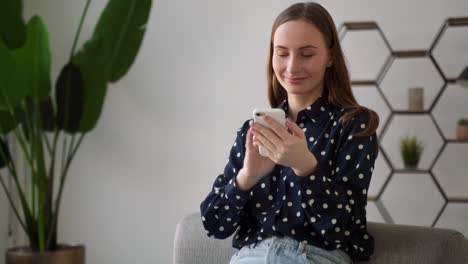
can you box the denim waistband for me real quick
[253,236,308,254]
[252,236,351,262]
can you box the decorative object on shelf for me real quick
[458,66,468,87]
[457,118,468,140]
[0,0,153,263]
[408,87,424,111]
[400,136,424,169]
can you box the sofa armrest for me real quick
[443,231,468,263]
[358,222,468,264]
[174,213,236,264]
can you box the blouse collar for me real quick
[278,96,330,122]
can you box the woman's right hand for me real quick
[236,121,275,191]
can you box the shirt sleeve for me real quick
[291,112,377,258]
[200,119,252,239]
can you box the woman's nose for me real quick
[286,56,301,74]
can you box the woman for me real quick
[200,2,379,263]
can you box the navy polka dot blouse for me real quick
[200,96,377,261]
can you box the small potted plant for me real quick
[457,118,468,140]
[400,136,424,170]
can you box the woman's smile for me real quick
[285,76,307,84]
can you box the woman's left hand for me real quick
[251,116,318,177]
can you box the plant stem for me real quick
[21,101,38,219]
[49,133,85,247]
[0,138,29,233]
[68,136,76,164]
[60,136,69,187]
[32,102,47,251]
[0,145,35,243]
[0,93,36,177]
[43,133,52,156]
[0,94,38,238]
[45,130,60,247]
[12,128,36,181]
[0,174,27,233]
[52,3,93,246]
[56,0,93,207]
[69,0,92,60]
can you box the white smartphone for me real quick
[252,108,286,157]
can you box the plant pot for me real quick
[403,164,418,170]
[6,244,85,264]
[456,124,468,140]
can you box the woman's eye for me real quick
[275,52,314,57]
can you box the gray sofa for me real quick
[174,212,468,264]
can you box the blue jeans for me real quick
[229,236,353,264]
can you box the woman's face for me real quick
[272,19,331,98]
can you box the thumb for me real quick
[246,121,255,149]
[286,119,305,139]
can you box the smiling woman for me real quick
[200,2,379,264]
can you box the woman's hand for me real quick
[236,121,276,191]
[251,116,318,177]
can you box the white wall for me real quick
[11,0,468,263]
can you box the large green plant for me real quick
[0,0,152,251]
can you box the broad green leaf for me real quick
[0,0,26,49]
[0,40,28,110]
[16,0,22,16]
[55,63,84,134]
[0,137,11,168]
[13,16,52,100]
[72,37,110,132]
[92,0,152,82]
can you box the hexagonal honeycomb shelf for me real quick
[339,17,468,231]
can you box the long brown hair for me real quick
[267,2,379,137]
